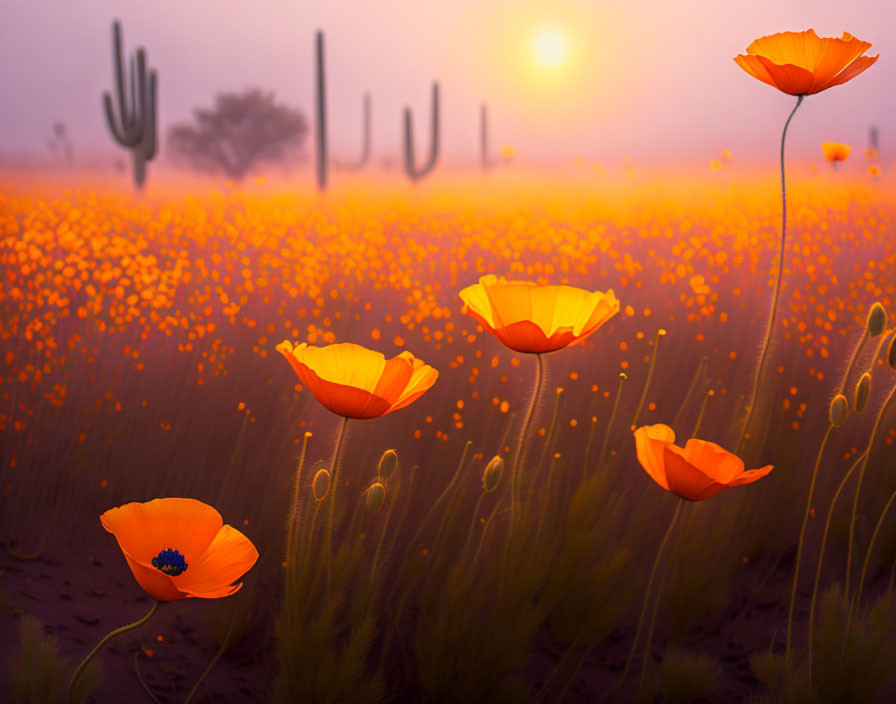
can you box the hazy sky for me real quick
[1,0,892,167]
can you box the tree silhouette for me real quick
[168,89,308,181]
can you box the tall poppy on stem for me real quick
[460,275,619,526]
[733,30,877,455]
[610,425,772,691]
[67,498,257,702]
[276,340,437,581]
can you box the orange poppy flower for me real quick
[633,424,772,501]
[276,341,438,419]
[459,275,619,354]
[101,498,258,602]
[735,30,877,95]
[821,142,851,163]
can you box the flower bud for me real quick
[829,394,848,427]
[867,302,887,337]
[482,455,504,492]
[377,449,398,481]
[312,468,331,501]
[366,482,386,513]
[888,336,896,371]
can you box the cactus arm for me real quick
[403,82,440,181]
[102,92,132,146]
[314,30,328,190]
[111,21,130,138]
[480,102,494,169]
[143,70,157,161]
[334,92,371,170]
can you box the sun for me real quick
[533,29,568,68]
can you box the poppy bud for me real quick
[888,336,896,371]
[377,449,398,481]
[366,482,385,513]
[312,468,331,501]
[482,455,504,492]
[854,373,871,414]
[867,303,887,337]
[829,394,848,427]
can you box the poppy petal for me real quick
[390,358,439,412]
[727,464,774,487]
[172,524,259,597]
[816,54,878,92]
[662,446,726,501]
[120,554,188,602]
[101,498,223,565]
[754,56,816,95]
[734,54,778,89]
[634,424,675,491]
[681,438,745,484]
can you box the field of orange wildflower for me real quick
[2,165,896,701]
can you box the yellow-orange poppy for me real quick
[821,142,851,163]
[633,424,772,501]
[276,341,438,419]
[101,498,258,602]
[735,30,877,95]
[459,275,619,354]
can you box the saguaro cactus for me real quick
[480,103,496,170]
[334,93,371,170]
[314,30,328,190]
[102,20,157,189]
[403,82,440,182]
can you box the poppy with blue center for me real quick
[151,548,188,576]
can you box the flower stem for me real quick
[786,420,831,664]
[631,329,665,430]
[325,416,350,587]
[67,600,159,703]
[737,94,804,456]
[846,383,896,601]
[511,352,543,528]
[851,488,896,622]
[596,373,627,472]
[807,449,867,671]
[615,500,683,690]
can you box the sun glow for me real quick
[533,29,567,67]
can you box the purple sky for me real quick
[0,0,892,167]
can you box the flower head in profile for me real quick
[735,30,877,95]
[633,424,772,501]
[276,341,438,419]
[459,275,619,354]
[101,498,258,602]
[821,142,851,163]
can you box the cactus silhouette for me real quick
[314,30,328,190]
[102,20,157,189]
[480,103,496,170]
[403,82,440,182]
[334,93,371,170]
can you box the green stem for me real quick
[285,431,312,562]
[786,420,831,663]
[183,615,236,704]
[691,389,714,439]
[846,383,896,601]
[67,600,159,703]
[615,500,683,690]
[631,329,665,429]
[511,353,543,527]
[672,356,708,431]
[596,373,627,471]
[807,450,867,672]
[851,488,896,623]
[737,94,804,455]
[324,416,350,587]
